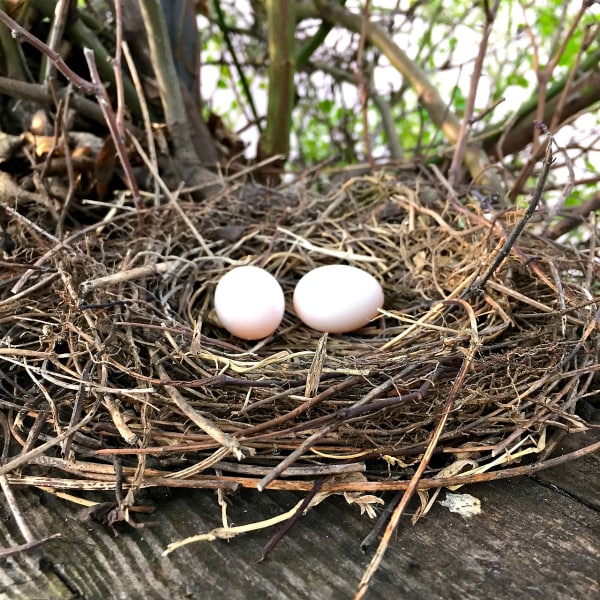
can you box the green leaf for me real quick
[452,86,466,116]
[584,156,598,174]
[317,99,334,113]
[506,72,529,88]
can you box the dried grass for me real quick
[1,167,598,522]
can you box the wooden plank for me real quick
[534,429,600,510]
[0,433,598,599]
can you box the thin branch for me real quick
[448,0,500,187]
[0,9,98,93]
[112,0,126,137]
[355,299,481,600]
[83,48,140,203]
[313,0,504,194]
[547,190,600,239]
[466,131,554,295]
[0,533,61,559]
[354,0,375,168]
[41,0,71,86]
[123,40,160,204]
[261,478,326,560]
[213,0,261,129]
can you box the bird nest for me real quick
[1,167,598,536]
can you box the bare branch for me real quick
[0,9,98,94]
[547,191,600,240]
[466,133,554,296]
[448,1,500,188]
[314,0,504,194]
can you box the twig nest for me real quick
[214,266,285,340]
[293,265,384,333]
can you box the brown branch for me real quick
[41,0,71,86]
[0,9,97,94]
[448,0,500,187]
[547,190,600,239]
[355,299,481,600]
[508,2,591,200]
[0,533,62,559]
[112,0,126,137]
[0,76,106,123]
[314,0,504,194]
[83,48,140,204]
[9,436,600,494]
[354,0,375,168]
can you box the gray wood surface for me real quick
[0,429,598,600]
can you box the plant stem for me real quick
[258,0,296,171]
[138,0,220,194]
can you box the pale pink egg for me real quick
[293,265,384,333]
[214,266,285,340]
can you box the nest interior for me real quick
[1,167,599,526]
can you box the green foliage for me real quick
[300,120,333,163]
[202,0,600,202]
[583,156,598,174]
[505,72,529,89]
[564,188,583,208]
[316,98,334,114]
[451,86,466,117]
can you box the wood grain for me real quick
[0,430,598,599]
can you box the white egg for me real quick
[214,266,285,340]
[293,265,384,333]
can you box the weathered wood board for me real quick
[0,430,598,599]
